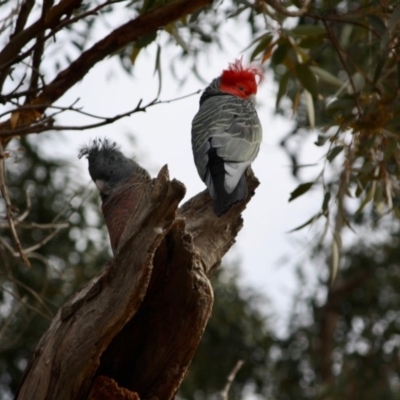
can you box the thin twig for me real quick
[23,228,64,254]
[0,90,202,137]
[15,189,31,223]
[0,72,28,103]
[48,0,125,37]
[0,236,19,255]
[0,285,51,320]
[307,13,380,38]
[11,277,54,316]
[25,0,52,102]
[0,0,212,139]
[1,90,201,120]
[322,19,362,118]
[0,227,65,256]
[0,85,44,102]
[24,252,64,280]
[0,220,69,229]
[0,245,23,311]
[18,222,69,230]
[0,141,31,266]
[0,302,36,352]
[159,89,202,104]
[219,360,244,400]
[0,295,25,343]
[0,0,143,73]
[10,0,35,39]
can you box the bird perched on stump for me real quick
[191,58,263,216]
[79,138,151,253]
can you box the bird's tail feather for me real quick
[207,148,248,216]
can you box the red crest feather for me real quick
[224,58,263,80]
[219,58,263,97]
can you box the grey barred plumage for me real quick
[191,63,262,216]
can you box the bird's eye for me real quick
[238,86,245,91]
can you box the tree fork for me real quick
[16,167,259,400]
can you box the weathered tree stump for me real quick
[16,167,259,400]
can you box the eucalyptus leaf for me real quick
[327,146,344,163]
[326,97,355,114]
[289,182,314,202]
[389,3,400,32]
[310,66,343,88]
[130,46,141,64]
[243,32,273,52]
[135,31,157,49]
[347,72,365,94]
[322,191,331,213]
[296,63,318,97]
[315,135,330,146]
[331,239,340,283]
[367,14,386,35]
[251,35,273,61]
[290,25,326,37]
[356,183,376,213]
[228,5,247,18]
[288,213,322,232]
[276,71,290,109]
[373,56,385,84]
[154,44,162,97]
[271,44,289,66]
[304,90,315,128]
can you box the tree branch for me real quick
[25,0,53,102]
[0,0,212,140]
[10,0,35,39]
[0,0,83,69]
[219,360,244,400]
[0,90,201,137]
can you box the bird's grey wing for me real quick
[212,98,262,193]
[192,95,262,194]
[191,95,234,182]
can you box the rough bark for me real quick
[15,167,260,400]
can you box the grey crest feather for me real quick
[78,138,150,196]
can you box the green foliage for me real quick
[289,182,314,202]
[0,138,110,395]
[268,233,400,399]
[257,0,400,231]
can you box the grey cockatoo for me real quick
[191,58,263,216]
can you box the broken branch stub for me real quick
[179,168,260,276]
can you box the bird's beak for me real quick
[248,94,256,104]
[95,179,106,192]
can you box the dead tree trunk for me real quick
[15,166,259,400]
